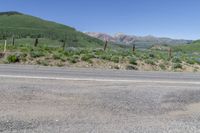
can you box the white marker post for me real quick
[4,40,7,53]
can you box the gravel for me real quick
[0,78,200,133]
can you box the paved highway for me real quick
[0,64,200,133]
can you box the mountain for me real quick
[0,11,104,47]
[86,32,193,48]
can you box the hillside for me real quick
[0,11,104,47]
[86,32,192,49]
[173,40,200,53]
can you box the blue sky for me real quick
[1,0,200,40]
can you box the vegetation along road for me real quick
[0,64,200,133]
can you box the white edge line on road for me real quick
[0,74,200,85]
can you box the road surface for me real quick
[0,64,200,133]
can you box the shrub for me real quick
[65,47,81,56]
[126,65,138,70]
[100,54,112,61]
[81,54,94,62]
[140,54,149,60]
[111,56,120,63]
[159,63,166,70]
[67,55,79,63]
[52,52,65,61]
[129,57,137,65]
[172,57,182,63]
[145,59,155,65]
[80,49,90,55]
[7,54,19,63]
[173,63,182,69]
[36,60,49,66]
[149,53,155,58]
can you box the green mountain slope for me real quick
[173,40,200,53]
[0,11,104,47]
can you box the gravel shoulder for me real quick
[0,76,200,133]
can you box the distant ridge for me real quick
[86,32,193,48]
[0,11,23,16]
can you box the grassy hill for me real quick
[0,11,104,48]
[173,40,200,53]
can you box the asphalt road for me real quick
[0,64,200,133]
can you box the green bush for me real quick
[67,55,79,63]
[149,53,155,58]
[111,56,120,63]
[140,54,149,60]
[126,65,138,70]
[145,59,155,65]
[36,60,49,66]
[173,63,182,69]
[6,55,19,63]
[81,54,94,62]
[65,47,81,56]
[129,57,137,65]
[52,52,65,61]
[159,63,166,70]
[172,57,182,63]
[100,54,112,61]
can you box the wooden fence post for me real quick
[12,37,15,46]
[104,40,108,51]
[4,40,7,53]
[168,47,172,59]
[34,38,38,47]
[132,44,136,53]
[62,40,66,50]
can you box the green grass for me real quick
[173,40,200,53]
[0,11,105,48]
